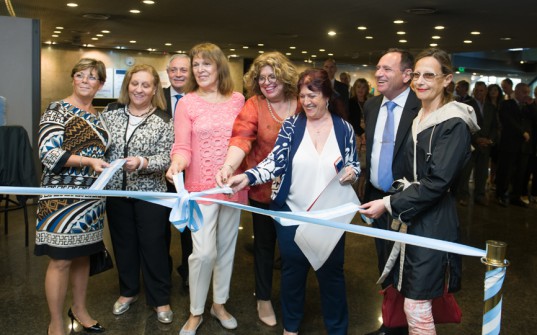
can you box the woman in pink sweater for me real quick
[166,43,246,335]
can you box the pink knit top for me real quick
[171,91,247,204]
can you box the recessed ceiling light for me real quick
[56,26,64,29]
[143,0,155,4]
[230,48,235,51]
[96,34,103,37]
[328,31,336,36]
[85,44,95,47]
[432,36,441,39]
[130,9,141,14]
[520,60,525,64]
[471,31,481,35]
[311,55,317,58]
[464,40,472,44]
[289,46,296,49]
[52,34,59,38]
[393,20,405,24]
[365,36,373,39]
[67,3,78,7]
[319,48,325,52]
[362,64,368,67]
[242,46,249,49]
[165,43,172,46]
[430,43,438,47]
[101,30,110,33]
[397,31,406,35]
[54,31,61,34]
[130,40,136,43]
[285,52,291,56]
[258,51,264,54]
[301,51,307,54]
[258,43,264,47]
[91,37,98,40]
[328,53,333,56]
[500,37,512,41]
[435,26,445,30]
[508,48,523,51]
[399,39,407,43]
[357,26,367,30]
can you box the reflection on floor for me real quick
[0,191,535,335]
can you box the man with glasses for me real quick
[164,53,192,289]
[359,48,420,335]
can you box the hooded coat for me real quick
[387,101,479,300]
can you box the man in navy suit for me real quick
[359,48,420,335]
[164,53,192,288]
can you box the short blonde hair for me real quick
[71,58,106,83]
[117,64,166,110]
[243,51,298,99]
[185,43,234,96]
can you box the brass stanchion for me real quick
[481,240,509,335]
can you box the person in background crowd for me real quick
[496,83,534,207]
[501,78,515,100]
[163,53,193,289]
[323,58,350,113]
[360,48,479,334]
[166,42,246,335]
[226,68,359,335]
[486,83,504,189]
[339,71,351,87]
[35,58,110,335]
[359,48,420,335]
[102,64,174,324]
[348,78,369,147]
[215,51,299,327]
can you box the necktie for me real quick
[378,101,397,192]
[173,94,182,116]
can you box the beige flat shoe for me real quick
[257,300,277,327]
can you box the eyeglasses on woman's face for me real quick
[73,72,99,82]
[258,74,277,85]
[410,72,445,81]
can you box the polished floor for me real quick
[0,188,535,335]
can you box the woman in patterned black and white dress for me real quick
[35,58,110,335]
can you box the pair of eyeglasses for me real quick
[74,72,99,82]
[167,67,188,74]
[410,72,446,81]
[258,75,277,84]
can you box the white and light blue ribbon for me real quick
[482,267,506,335]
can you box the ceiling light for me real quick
[399,39,407,43]
[435,26,445,30]
[130,9,141,14]
[520,60,525,64]
[289,46,296,49]
[328,53,333,56]
[257,43,264,46]
[54,31,61,34]
[301,51,307,54]
[143,0,155,4]
[258,51,264,54]
[91,37,98,40]
[357,26,367,30]
[508,48,523,51]
[365,36,373,39]
[96,34,103,37]
[471,31,481,35]
[319,48,325,52]
[328,31,336,36]
[500,37,512,41]
[52,34,59,38]
[464,40,472,44]
[311,55,317,58]
[393,20,405,24]
[242,46,249,49]
[229,48,235,51]
[56,26,64,29]
[85,44,95,47]
[67,3,78,7]
[165,43,172,46]
[362,64,368,67]
[397,31,406,35]
[130,40,137,43]
[101,30,110,33]
[286,52,291,56]
[430,43,438,47]
[432,36,441,39]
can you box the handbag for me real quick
[381,285,462,328]
[89,248,114,276]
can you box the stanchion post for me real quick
[481,240,509,335]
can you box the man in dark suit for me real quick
[323,58,350,112]
[164,53,192,288]
[496,82,534,207]
[359,48,420,335]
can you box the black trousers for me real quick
[250,198,277,300]
[496,151,529,199]
[107,197,171,307]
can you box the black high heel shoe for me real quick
[67,308,105,333]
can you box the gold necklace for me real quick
[267,99,291,124]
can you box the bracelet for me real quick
[79,155,83,167]
[137,156,144,171]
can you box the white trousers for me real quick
[404,298,436,335]
[188,203,241,315]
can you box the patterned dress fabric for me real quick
[34,101,110,259]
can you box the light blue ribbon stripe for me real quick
[483,298,502,335]
[0,186,486,257]
[484,268,506,301]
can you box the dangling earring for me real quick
[326,100,330,109]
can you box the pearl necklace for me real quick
[267,99,291,124]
